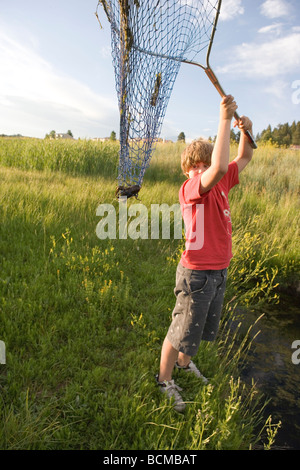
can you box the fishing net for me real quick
[96,0,220,198]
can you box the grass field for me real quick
[0,137,298,450]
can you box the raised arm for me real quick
[233,116,254,173]
[200,95,237,193]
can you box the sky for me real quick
[0,0,299,141]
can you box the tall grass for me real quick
[0,137,297,449]
[0,137,119,177]
[229,143,299,284]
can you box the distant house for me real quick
[92,137,110,142]
[56,133,74,139]
[290,145,300,150]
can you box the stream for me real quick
[237,295,300,450]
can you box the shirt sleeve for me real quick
[222,161,239,192]
[179,173,210,205]
[179,161,239,204]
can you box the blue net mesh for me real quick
[97,0,220,197]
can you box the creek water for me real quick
[237,296,300,450]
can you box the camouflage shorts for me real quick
[166,262,227,357]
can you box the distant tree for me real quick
[230,129,240,143]
[177,132,185,143]
[257,121,300,147]
[44,130,55,139]
[281,132,291,147]
[259,124,273,143]
[110,130,116,141]
[67,130,73,138]
[292,122,300,145]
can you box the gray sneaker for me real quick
[155,375,186,413]
[175,361,209,384]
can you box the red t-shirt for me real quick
[179,161,239,270]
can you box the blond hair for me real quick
[181,138,213,176]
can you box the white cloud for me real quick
[216,33,300,78]
[99,45,112,59]
[220,0,244,21]
[258,23,283,36]
[260,0,292,19]
[263,80,289,99]
[0,30,118,137]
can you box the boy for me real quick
[156,95,254,412]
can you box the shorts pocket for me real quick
[216,270,227,290]
[188,274,209,295]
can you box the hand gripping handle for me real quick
[205,68,257,149]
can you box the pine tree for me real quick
[177,132,185,143]
[110,131,117,141]
[292,122,300,145]
[257,121,300,146]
